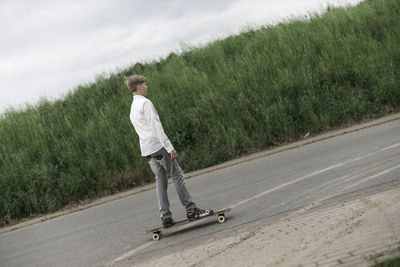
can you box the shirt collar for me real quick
[134,95,145,100]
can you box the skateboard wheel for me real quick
[152,233,160,241]
[218,215,226,223]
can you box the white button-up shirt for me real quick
[130,95,174,156]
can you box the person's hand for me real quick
[170,149,178,160]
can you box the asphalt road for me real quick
[1,116,399,267]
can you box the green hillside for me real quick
[1,0,399,224]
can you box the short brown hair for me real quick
[125,75,146,93]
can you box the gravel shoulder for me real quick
[114,179,400,267]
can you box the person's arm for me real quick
[144,101,175,156]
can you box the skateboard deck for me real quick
[145,208,231,241]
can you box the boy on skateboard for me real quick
[126,75,213,228]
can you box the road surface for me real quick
[0,115,399,267]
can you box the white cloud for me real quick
[0,0,362,113]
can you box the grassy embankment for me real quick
[1,0,399,224]
[372,243,400,267]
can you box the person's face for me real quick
[137,82,148,96]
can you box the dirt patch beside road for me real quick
[114,180,400,266]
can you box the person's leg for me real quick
[148,154,172,221]
[156,148,213,220]
[160,148,196,212]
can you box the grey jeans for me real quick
[147,148,196,220]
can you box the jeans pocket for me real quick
[155,154,163,160]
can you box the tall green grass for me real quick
[1,0,399,223]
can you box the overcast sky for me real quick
[0,0,362,114]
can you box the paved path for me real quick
[115,180,400,266]
[1,114,399,267]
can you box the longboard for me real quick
[145,207,231,241]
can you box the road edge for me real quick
[1,112,399,234]
[111,179,400,266]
